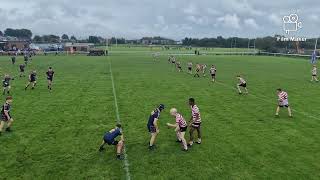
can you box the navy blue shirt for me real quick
[104,127,122,141]
[147,109,160,127]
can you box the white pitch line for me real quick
[108,59,131,180]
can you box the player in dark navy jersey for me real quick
[24,54,29,65]
[46,67,55,91]
[147,104,165,150]
[99,124,125,160]
[2,74,14,95]
[0,96,13,136]
[19,64,26,77]
[11,56,16,65]
[25,70,37,90]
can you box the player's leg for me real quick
[116,140,124,159]
[176,131,182,142]
[99,140,107,151]
[275,106,280,116]
[6,119,13,131]
[2,87,5,95]
[7,86,11,94]
[188,126,195,146]
[196,126,202,144]
[244,87,248,94]
[0,121,4,135]
[149,132,158,149]
[32,81,37,89]
[25,82,31,90]
[179,131,188,151]
[237,84,242,94]
[287,106,293,117]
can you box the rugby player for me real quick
[0,96,14,136]
[209,65,217,82]
[236,75,248,94]
[147,104,165,150]
[167,108,188,151]
[187,62,193,74]
[25,70,37,90]
[311,65,319,82]
[201,64,207,77]
[19,64,26,77]
[46,67,55,91]
[99,123,125,160]
[188,98,202,146]
[176,61,183,72]
[194,63,201,77]
[11,55,16,65]
[24,54,29,65]
[2,74,13,95]
[275,89,293,118]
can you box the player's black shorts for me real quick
[179,126,187,132]
[47,77,53,81]
[312,74,317,77]
[196,69,200,72]
[239,83,247,87]
[20,69,25,72]
[191,122,201,128]
[279,104,289,108]
[147,125,156,133]
[211,74,216,78]
[188,67,192,71]
[104,139,119,145]
[2,82,9,87]
[178,66,182,69]
[30,78,36,82]
[1,114,11,122]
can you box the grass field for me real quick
[0,50,320,180]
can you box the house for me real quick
[0,36,30,50]
[64,43,94,53]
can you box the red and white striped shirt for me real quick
[278,91,288,101]
[239,77,246,84]
[191,105,201,123]
[175,113,187,128]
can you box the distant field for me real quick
[0,50,319,179]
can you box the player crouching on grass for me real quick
[46,67,55,91]
[99,123,125,160]
[275,88,293,118]
[311,65,319,82]
[147,104,165,150]
[167,108,188,151]
[2,74,14,95]
[25,70,37,90]
[188,98,201,146]
[236,75,248,94]
[0,96,14,136]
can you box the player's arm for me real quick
[4,109,10,120]
[166,123,177,128]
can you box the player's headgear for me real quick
[158,104,165,111]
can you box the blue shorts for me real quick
[103,133,118,145]
[147,125,156,133]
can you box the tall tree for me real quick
[0,30,3,36]
[70,35,77,42]
[61,34,69,40]
[4,28,32,39]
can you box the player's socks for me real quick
[116,154,123,160]
[197,138,201,144]
[99,146,105,152]
[5,127,11,132]
[7,91,10,94]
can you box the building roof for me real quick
[64,43,94,47]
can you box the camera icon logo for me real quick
[283,14,302,34]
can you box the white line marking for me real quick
[109,59,131,180]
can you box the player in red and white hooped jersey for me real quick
[188,98,202,146]
[311,65,319,82]
[236,75,248,94]
[167,108,188,151]
[275,88,292,118]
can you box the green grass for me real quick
[0,51,319,180]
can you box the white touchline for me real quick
[216,81,320,121]
[109,59,131,180]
